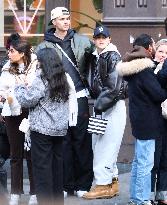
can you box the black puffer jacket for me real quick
[85,43,124,113]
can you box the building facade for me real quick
[1,0,166,53]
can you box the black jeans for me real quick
[63,97,93,192]
[151,134,167,198]
[31,131,64,205]
[5,112,35,195]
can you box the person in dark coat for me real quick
[116,34,167,205]
[152,39,167,205]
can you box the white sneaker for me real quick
[9,194,20,205]
[28,195,38,205]
[76,190,88,198]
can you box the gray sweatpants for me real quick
[92,100,126,185]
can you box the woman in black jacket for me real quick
[83,26,126,200]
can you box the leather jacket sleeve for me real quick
[94,51,122,113]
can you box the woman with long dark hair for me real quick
[15,47,71,205]
[0,38,37,205]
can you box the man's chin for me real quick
[63,27,70,30]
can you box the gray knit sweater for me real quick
[15,74,69,136]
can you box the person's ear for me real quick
[52,19,56,25]
[148,45,153,54]
[21,53,24,58]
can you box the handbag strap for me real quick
[93,107,103,119]
[38,99,50,110]
[54,43,88,90]
[55,43,80,73]
[30,98,49,112]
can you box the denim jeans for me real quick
[130,139,155,205]
[151,135,167,200]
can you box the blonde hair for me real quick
[155,38,167,49]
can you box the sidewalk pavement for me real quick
[6,172,130,205]
[4,160,132,204]
[64,172,130,205]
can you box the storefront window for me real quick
[2,0,45,47]
[70,0,102,38]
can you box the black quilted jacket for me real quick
[85,50,124,112]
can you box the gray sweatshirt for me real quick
[15,74,69,136]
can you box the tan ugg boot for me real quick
[83,184,119,199]
[111,177,119,196]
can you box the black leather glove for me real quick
[94,107,102,115]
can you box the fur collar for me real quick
[116,58,155,76]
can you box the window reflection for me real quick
[4,0,45,10]
[4,0,45,46]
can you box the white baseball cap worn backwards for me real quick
[48,7,70,25]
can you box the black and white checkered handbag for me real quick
[87,116,108,135]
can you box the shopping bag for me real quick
[87,116,108,135]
